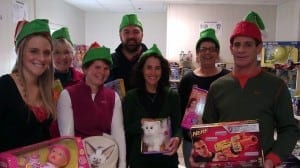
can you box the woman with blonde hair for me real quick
[0,19,56,152]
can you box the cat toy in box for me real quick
[141,117,171,154]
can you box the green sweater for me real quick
[123,87,182,168]
[203,71,299,162]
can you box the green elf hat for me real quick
[141,44,162,59]
[119,14,143,31]
[52,27,73,45]
[15,19,50,47]
[196,28,220,49]
[244,11,265,30]
[244,11,267,38]
[82,41,112,66]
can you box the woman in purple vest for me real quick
[56,42,126,168]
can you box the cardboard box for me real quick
[0,136,89,168]
[141,117,171,154]
[104,78,126,99]
[181,87,207,129]
[260,41,300,68]
[190,120,263,168]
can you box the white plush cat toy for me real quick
[142,119,168,152]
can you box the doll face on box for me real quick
[48,146,69,167]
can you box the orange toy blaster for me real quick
[214,133,258,158]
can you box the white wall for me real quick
[0,0,299,75]
[166,4,277,64]
[35,0,85,44]
[0,0,35,75]
[276,0,300,40]
[85,12,167,55]
[0,0,85,76]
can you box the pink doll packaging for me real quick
[181,87,207,129]
[0,136,89,168]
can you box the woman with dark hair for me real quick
[123,44,182,168]
[178,28,230,168]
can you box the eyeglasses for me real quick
[199,47,219,53]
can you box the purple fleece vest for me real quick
[67,81,115,138]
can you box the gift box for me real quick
[190,120,263,168]
[0,136,89,168]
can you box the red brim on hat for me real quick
[230,21,262,43]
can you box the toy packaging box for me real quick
[190,120,263,168]
[141,117,171,154]
[260,41,300,68]
[52,79,64,103]
[0,136,89,168]
[104,78,126,100]
[83,134,119,168]
[181,87,208,129]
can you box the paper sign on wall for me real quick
[12,0,28,23]
[200,21,222,34]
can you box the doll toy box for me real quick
[0,136,89,168]
[190,120,263,168]
[181,87,207,129]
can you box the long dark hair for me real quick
[130,54,170,92]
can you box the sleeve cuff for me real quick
[265,152,282,166]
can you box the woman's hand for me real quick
[163,137,181,156]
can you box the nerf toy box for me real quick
[190,120,263,168]
[0,136,89,168]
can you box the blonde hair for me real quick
[12,33,57,119]
[52,38,74,54]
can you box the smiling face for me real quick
[52,39,74,73]
[142,56,162,92]
[83,60,110,92]
[196,41,219,69]
[22,36,52,78]
[120,25,143,53]
[230,36,262,70]
[194,139,211,158]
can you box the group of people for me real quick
[0,11,299,168]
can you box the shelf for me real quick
[170,79,180,83]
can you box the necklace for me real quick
[13,72,42,106]
[13,72,27,101]
[147,93,157,103]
